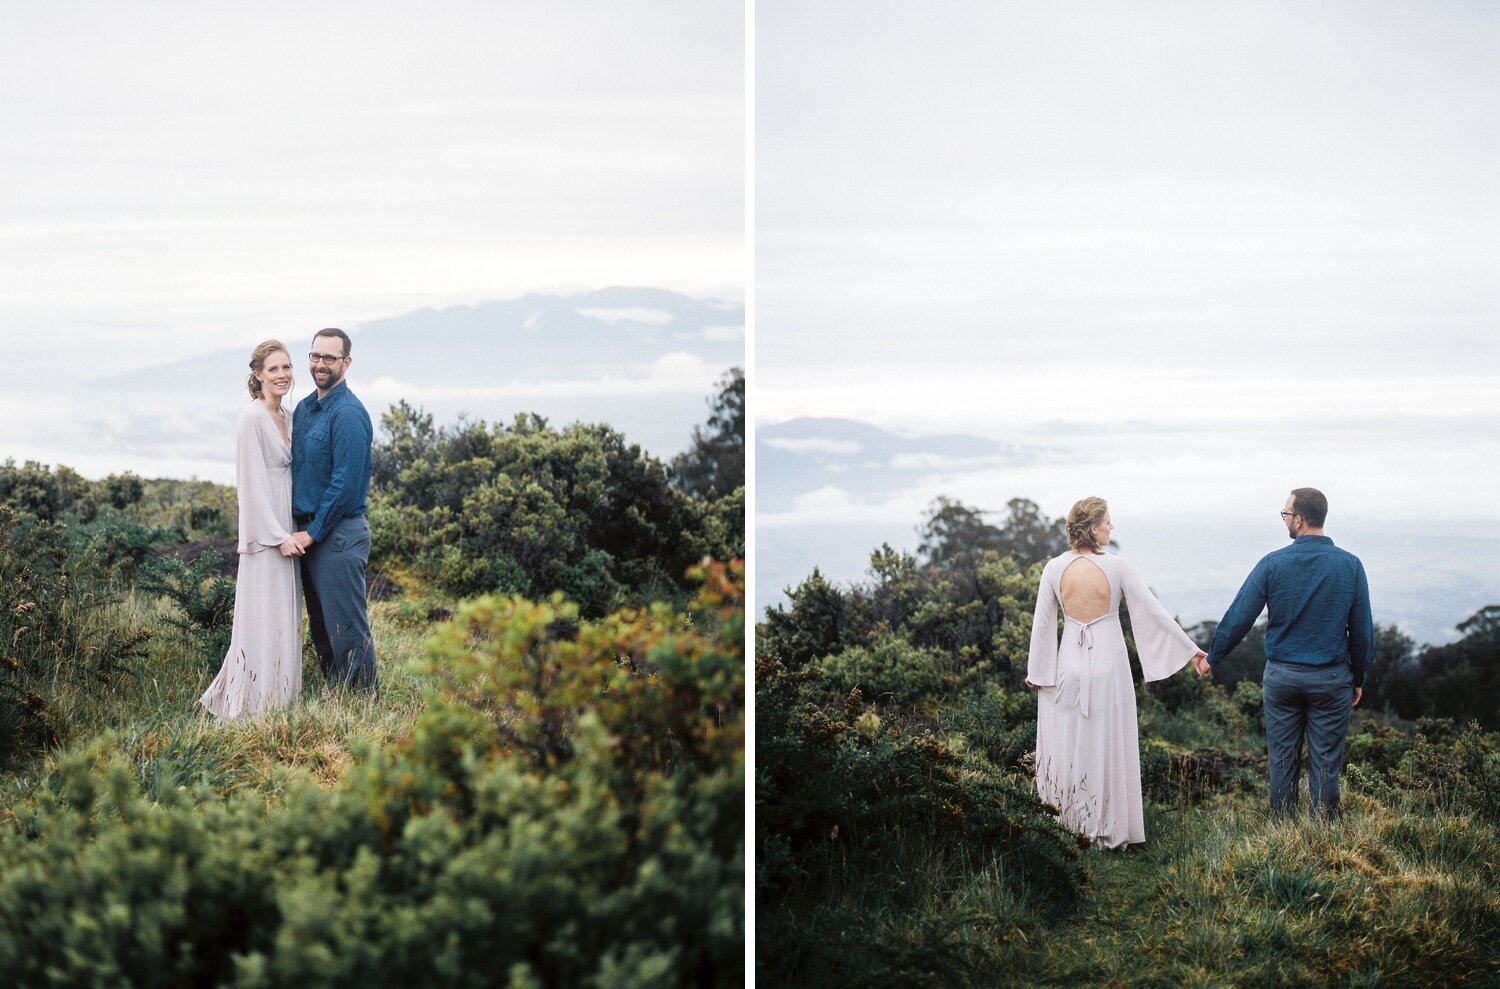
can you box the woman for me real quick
[200,341,305,720]
[1026,496,1205,849]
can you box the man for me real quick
[290,328,377,693]
[1195,487,1372,817]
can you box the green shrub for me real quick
[0,564,745,988]
[1139,738,1261,805]
[755,653,1083,914]
[941,687,1036,772]
[819,635,952,711]
[65,508,179,583]
[139,549,237,668]
[0,507,152,766]
[369,405,714,616]
[1383,721,1500,825]
[0,459,94,521]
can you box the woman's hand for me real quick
[1024,679,1039,690]
[1191,651,1211,678]
[278,537,304,557]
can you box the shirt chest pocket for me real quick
[298,417,332,456]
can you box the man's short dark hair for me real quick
[313,327,351,358]
[1290,487,1328,528]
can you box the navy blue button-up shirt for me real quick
[1207,535,1374,687]
[291,380,373,544]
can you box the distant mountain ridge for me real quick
[92,287,743,390]
[757,417,1034,512]
[69,287,742,474]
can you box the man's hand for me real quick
[1352,687,1362,709]
[278,537,304,557]
[1192,651,1211,678]
[292,531,314,551]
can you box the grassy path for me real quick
[1010,812,1204,988]
[995,798,1500,988]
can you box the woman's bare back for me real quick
[1060,556,1111,623]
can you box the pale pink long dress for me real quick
[199,402,302,720]
[1027,551,1198,848]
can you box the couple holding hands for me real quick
[198,329,380,721]
[1027,490,1373,849]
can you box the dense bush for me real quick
[66,508,181,583]
[0,459,94,522]
[0,506,153,767]
[139,548,238,669]
[756,653,1083,911]
[1368,607,1500,728]
[0,460,232,543]
[370,402,743,616]
[818,635,954,712]
[1346,717,1500,826]
[760,546,1039,688]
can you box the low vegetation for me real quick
[0,375,745,988]
[756,497,1500,988]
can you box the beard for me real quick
[312,364,345,391]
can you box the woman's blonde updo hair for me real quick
[247,339,289,399]
[1066,496,1109,553]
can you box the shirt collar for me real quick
[313,379,349,410]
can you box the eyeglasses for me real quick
[1279,511,1300,520]
[308,353,348,365]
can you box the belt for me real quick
[1267,656,1346,668]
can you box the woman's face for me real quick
[1092,513,1113,547]
[257,351,294,399]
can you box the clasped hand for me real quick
[1191,651,1211,678]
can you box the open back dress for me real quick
[1027,551,1199,848]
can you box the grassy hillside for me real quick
[0,397,746,987]
[756,549,1500,988]
[0,566,745,986]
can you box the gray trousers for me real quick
[1261,660,1353,816]
[300,516,378,693]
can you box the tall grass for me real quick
[2,598,432,808]
[764,787,1500,988]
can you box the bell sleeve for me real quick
[1027,561,1061,686]
[235,407,292,554]
[1119,558,1200,682]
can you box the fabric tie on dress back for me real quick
[1061,611,1119,718]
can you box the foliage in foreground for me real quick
[0,563,745,988]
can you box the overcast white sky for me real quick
[0,2,743,375]
[757,1,1499,527]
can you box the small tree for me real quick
[672,367,744,499]
[917,496,1067,571]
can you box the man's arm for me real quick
[1205,560,1269,671]
[1347,561,1374,705]
[301,407,371,545]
